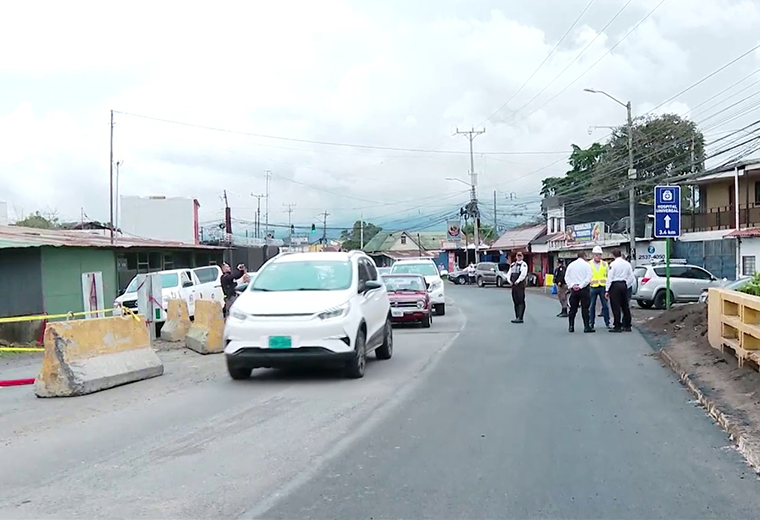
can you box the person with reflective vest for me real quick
[588,245,611,330]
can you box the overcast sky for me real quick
[2,0,759,235]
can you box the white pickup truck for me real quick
[115,266,224,320]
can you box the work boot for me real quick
[568,324,574,333]
[584,326,595,333]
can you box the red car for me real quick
[381,274,432,328]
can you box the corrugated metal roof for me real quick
[489,225,547,250]
[727,227,760,238]
[0,225,224,250]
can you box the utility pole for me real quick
[264,170,272,236]
[626,101,637,266]
[223,190,232,235]
[455,126,485,260]
[251,193,265,238]
[283,202,296,241]
[109,110,114,244]
[318,211,330,244]
[360,213,364,249]
[115,160,123,230]
[493,190,498,239]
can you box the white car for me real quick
[224,251,392,380]
[115,266,224,319]
[390,259,446,315]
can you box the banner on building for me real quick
[81,272,105,319]
[565,221,605,244]
[447,220,462,242]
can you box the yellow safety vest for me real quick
[590,261,607,288]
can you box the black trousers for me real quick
[568,286,591,328]
[609,281,631,329]
[511,281,526,319]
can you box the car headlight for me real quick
[317,302,351,320]
[417,300,424,309]
[230,310,248,321]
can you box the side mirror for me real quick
[363,280,382,292]
[182,280,193,288]
[117,288,125,296]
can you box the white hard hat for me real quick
[592,246,603,254]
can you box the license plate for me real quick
[268,336,292,349]
[391,309,404,317]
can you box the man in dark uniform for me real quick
[509,252,528,323]
[554,259,568,317]
[220,262,246,316]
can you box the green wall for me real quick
[41,247,118,316]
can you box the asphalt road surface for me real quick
[2,285,760,519]
[254,285,760,520]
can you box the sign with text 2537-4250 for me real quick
[654,185,681,238]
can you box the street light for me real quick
[584,87,637,265]
[445,177,471,188]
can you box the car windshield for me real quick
[382,275,425,292]
[125,273,180,293]
[391,263,439,277]
[251,260,352,292]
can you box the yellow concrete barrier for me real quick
[185,299,224,355]
[707,287,760,367]
[34,315,163,397]
[160,299,191,342]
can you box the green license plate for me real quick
[268,336,292,349]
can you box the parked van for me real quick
[115,266,224,320]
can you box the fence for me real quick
[707,287,760,368]
[672,239,735,280]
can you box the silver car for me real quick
[699,276,750,304]
[475,262,510,287]
[633,262,721,309]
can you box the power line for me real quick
[483,0,597,124]
[113,110,568,156]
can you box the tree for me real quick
[540,143,607,199]
[341,221,382,250]
[602,113,704,206]
[13,211,60,229]
[462,222,497,243]
[540,114,705,212]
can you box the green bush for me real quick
[739,273,760,297]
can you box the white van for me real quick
[115,266,224,320]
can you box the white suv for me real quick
[390,259,446,315]
[224,251,392,379]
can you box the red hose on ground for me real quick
[0,378,35,387]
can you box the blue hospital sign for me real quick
[654,185,681,238]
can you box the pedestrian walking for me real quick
[588,246,611,330]
[509,252,528,323]
[605,249,633,333]
[554,259,568,317]
[565,251,594,333]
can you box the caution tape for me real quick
[0,308,120,324]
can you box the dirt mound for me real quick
[643,303,707,342]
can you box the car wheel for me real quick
[496,277,503,288]
[457,276,466,285]
[435,303,446,316]
[376,320,393,360]
[227,363,252,380]
[637,300,654,309]
[477,277,484,287]
[421,313,431,328]
[653,291,673,310]
[345,329,367,379]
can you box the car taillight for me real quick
[641,277,650,285]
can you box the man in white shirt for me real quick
[565,251,594,333]
[509,252,529,323]
[605,248,634,332]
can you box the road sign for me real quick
[654,185,681,238]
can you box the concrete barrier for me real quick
[34,316,163,397]
[185,299,224,355]
[707,287,760,367]
[160,299,191,342]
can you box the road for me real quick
[1,285,759,519]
